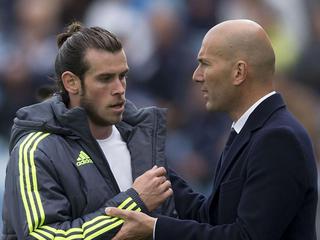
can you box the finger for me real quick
[111,234,120,240]
[163,179,172,189]
[152,166,167,177]
[143,165,159,176]
[156,187,173,204]
[156,176,167,185]
[105,207,129,219]
[164,187,173,198]
[158,180,172,192]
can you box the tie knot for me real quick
[225,128,237,147]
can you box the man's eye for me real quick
[119,74,128,80]
[99,76,112,82]
[200,62,209,67]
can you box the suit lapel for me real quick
[214,130,251,188]
[211,93,286,197]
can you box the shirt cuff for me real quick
[153,218,158,240]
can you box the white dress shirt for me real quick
[232,91,276,133]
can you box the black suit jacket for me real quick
[156,94,318,240]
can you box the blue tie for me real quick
[221,128,237,166]
[213,128,238,185]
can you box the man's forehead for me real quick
[197,38,211,58]
[199,31,228,59]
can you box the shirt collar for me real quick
[232,91,276,133]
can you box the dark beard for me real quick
[80,95,112,127]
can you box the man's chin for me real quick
[109,114,123,125]
[89,114,123,127]
[205,102,215,112]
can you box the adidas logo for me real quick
[76,151,93,167]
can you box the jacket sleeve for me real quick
[156,128,317,240]
[6,132,148,240]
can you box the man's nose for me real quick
[111,78,126,95]
[192,66,204,83]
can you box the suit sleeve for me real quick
[169,168,208,221]
[156,128,315,240]
[6,132,148,240]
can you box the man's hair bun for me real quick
[56,22,82,48]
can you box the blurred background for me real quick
[0,0,319,235]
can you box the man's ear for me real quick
[61,71,81,95]
[232,60,247,86]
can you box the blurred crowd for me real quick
[0,0,319,234]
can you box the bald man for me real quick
[105,19,318,240]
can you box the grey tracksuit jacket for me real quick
[2,95,176,239]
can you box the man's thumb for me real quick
[105,207,128,219]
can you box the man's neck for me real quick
[67,97,113,139]
[230,87,274,122]
[88,121,113,140]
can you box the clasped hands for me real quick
[105,166,173,240]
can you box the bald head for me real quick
[193,19,276,119]
[204,19,275,80]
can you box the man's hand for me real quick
[105,207,155,240]
[133,166,173,211]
